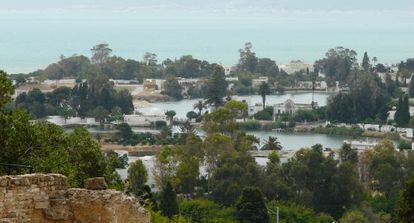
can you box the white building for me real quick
[280,60,314,75]
[225,77,239,82]
[42,79,77,85]
[46,116,97,126]
[248,104,264,116]
[296,81,327,90]
[124,114,167,127]
[252,77,269,89]
[273,99,316,116]
[223,66,236,75]
[109,79,139,85]
[143,79,166,91]
[344,140,379,151]
[387,106,414,121]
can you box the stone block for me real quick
[34,201,49,209]
[84,177,108,190]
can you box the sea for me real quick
[1,10,414,74]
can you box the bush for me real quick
[398,140,412,151]
[312,126,364,137]
[239,121,261,131]
[267,201,333,223]
[292,110,318,122]
[253,107,273,121]
[155,120,167,129]
[180,199,236,223]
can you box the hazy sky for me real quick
[2,0,414,13]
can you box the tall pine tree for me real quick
[205,65,228,109]
[159,182,179,218]
[236,187,270,223]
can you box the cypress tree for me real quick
[402,95,411,125]
[395,95,410,126]
[395,96,403,126]
[409,78,414,97]
[236,187,270,223]
[362,52,371,71]
[159,182,179,218]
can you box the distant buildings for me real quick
[109,79,139,85]
[280,60,314,75]
[296,81,328,90]
[143,79,165,91]
[273,99,316,116]
[223,66,236,76]
[247,99,316,117]
[123,114,167,127]
[344,139,380,151]
[46,116,97,126]
[42,79,77,85]
[252,77,269,89]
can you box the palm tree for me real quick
[193,100,206,116]
[258,82,271,111]
[165,110,176,126]
[372,57,378,67]
[262,136,282,151]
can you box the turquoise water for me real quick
[1,10,414,74]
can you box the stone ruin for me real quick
[0,174,150,223]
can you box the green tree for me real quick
[164,76,183,100]
[91,43,112,65]
[143,52,158,65]
[262,136,282,151]
[315,47,357,86]
[87,106,109,125]
[409,77,414,97]
[180,199,236,223]
[193,100,206,116]
[395,94,410,126]
[66,127,112,187]
[339,143,358,164]
[186,111,198,121]
[205,65,228,109]
[0,70,14,108]
[340,207,391,223]
[210,151,264,206]
[256,58,279,77]
[116,123,133,142]
[362,52,371,71]
[283,144,363,218]
[110,106,124,122]
[160,182,179,219]
[203,108,238,135]
[165,110,177,126]
[154,146,180,189]
[368,140,404,197]
[397,175,414,223]
[258,82,271,111]
[238,42,258,73]
[236,187,269,223]
[224,100,248,119]
[128,160,148,196]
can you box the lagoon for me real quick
[137,91,333,119]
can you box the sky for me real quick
[2,0,414,14]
